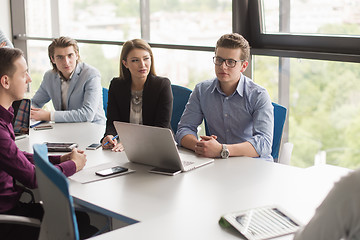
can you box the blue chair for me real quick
[171,85,192,134]
[271,102,287,161]
[33,144,80,240]
[102,88,109,116]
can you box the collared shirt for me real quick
[60,69,75,111]
[50,70,76,121]
[0,104,76,212]
[175,74,274,160]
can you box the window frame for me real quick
[245,0,360,63]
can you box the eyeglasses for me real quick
[213,56,243,68]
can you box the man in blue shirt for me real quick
[175,33,274,160]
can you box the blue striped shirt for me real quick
[175,74,274,160]
[0,30,14,48]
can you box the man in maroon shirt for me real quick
[0,47,93,239]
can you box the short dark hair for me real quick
[48,36,81,71]
[0,47,24,78]
[215,33,250,61]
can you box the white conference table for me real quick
[16,122,351,239]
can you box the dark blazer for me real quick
[104,74,173,138]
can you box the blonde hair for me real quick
[215,33,250,61]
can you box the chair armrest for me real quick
[278,142,294,165]
[0,214,41,227]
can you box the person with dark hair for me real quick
[101,39,173,151]
[0,47,97,239]
[175,33,274,160]
[31,36,106,124]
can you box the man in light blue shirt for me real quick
[175,33,273,160]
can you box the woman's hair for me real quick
[48,36,81,72]
[215,33,250,61]
[0,47,24,78]
[119,39,156,79]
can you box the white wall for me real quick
[0,0,12,40]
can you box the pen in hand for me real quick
[103,135,119,146]
[30,120,47,128]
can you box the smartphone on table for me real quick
[34,124,53,130]
[95,166,128,177]
[86,143,101,150]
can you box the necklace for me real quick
[131,90,143,113]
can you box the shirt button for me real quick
[226,129,230,132]
[224,114,228,117]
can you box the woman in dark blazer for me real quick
[102,39,173,151]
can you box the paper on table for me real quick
[69,162,135,184]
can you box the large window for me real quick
[252,0,360,169]
[262,0,360,36]
[254,56,360,169]
[149,1,231,45]
[24,0,231,93]
[13,0,360,169]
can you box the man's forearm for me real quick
[180,134,198,151]
[227,141,259,158]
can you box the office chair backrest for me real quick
[102,87,109,116]
[271,102,287,161]
[33,144,80,240]
[171,85,192,133]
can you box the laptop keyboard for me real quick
[182,160,194,166]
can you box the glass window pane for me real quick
[153,48,214,89]
[254,55,360,170]
[25,0,52,37]
[290,59,360,169]
[27,40,52,95]
[25,0,141,40]
[262,0,360,36]
[27,40,215,95]
[58,0,141,41]
[253,56,279,102]
[79,43,120,87]
[150,0,232,45]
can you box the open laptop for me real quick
[114,121,214,172]
[12,99,31,140]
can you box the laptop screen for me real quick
[12,98,31,138]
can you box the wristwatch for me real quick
[220,144,230,159]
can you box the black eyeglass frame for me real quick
[212,56,244,68]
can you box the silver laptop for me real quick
[114,121,214,172]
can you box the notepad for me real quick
[219,206,301,240]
